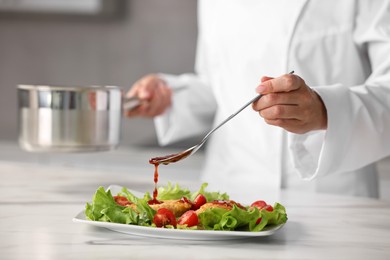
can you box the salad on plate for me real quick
[85,182,287,232]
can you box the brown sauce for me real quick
[211,200,230,206]
[180,196,194,207]
[149,149,192,165]
[148,149,192,205]
[147,161,162,205]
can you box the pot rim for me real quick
[18,84,123,92]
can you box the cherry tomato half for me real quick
[153,208,177,228]
[251,200,273,212]
[251,200,267,209]
[113,195,132,206]
[177,210,199,227]
[192,194,207,210]
[263,205,274,212]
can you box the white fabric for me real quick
[154,0,390,199]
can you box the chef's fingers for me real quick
[126,78,146,99]
[255,90,328,134]
[253,90,319,120]
[124,82,153,117]
[257,104,302,121]
[263,118,305,133]
[126,74,161,101]
[125,74,170,117]
[135,75,159,101]
[124,102,146,117]
[253,92,298,111]
[260,76,274,83]
[143,82,172,117]
[256,73,303,94]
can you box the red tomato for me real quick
[177,210,199,227]
[251,200,274,212]
[255,217,262,225]
[251,200,267,209]
[180,196,194,207]
[192,194,207,210]
[113,196,132,206]
[153,208,177,228]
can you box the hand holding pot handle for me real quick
[124,74,172,118]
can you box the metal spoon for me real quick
[149,71,294,165]
[149,94,263,165]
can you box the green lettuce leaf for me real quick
[117,187,140,203]
[261,203,288,225]
[198,206,257,231]
[197,202,287,231]
[85,187,124,222]
[156,182,191,200]
[134,198,156,226]
[156,182,229,202]
[85,186,155,225]
[190,183,229,201]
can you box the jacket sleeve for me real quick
[288,0,390,180]
[154,73,216,146]
[153,10,216,146]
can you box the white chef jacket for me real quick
[154,0,390,200]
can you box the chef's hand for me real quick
[252,73,327,134]
[124,74,172,118]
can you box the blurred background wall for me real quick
[0,0,197,147]
[0,0,388,199]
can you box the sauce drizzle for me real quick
[148,150,192,204]
[147,160,162,205]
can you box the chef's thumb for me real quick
[261,76,274,82]
[256,84,266,94]
[256,76,273,94]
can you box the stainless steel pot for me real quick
[17,85,123,152]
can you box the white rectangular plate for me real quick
[73,185,285,241]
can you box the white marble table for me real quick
[0,143,390,259]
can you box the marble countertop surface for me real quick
[0,142,390,259]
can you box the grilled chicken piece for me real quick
[128,204,138,211]
[195,200,246,215]
[149,200,192,217]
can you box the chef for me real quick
[126,0,390,199]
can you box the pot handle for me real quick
[123,96,141,111]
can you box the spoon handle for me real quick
[200,94,262,143]
[201,70,294,143]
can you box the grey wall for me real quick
[0,0,197,147]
